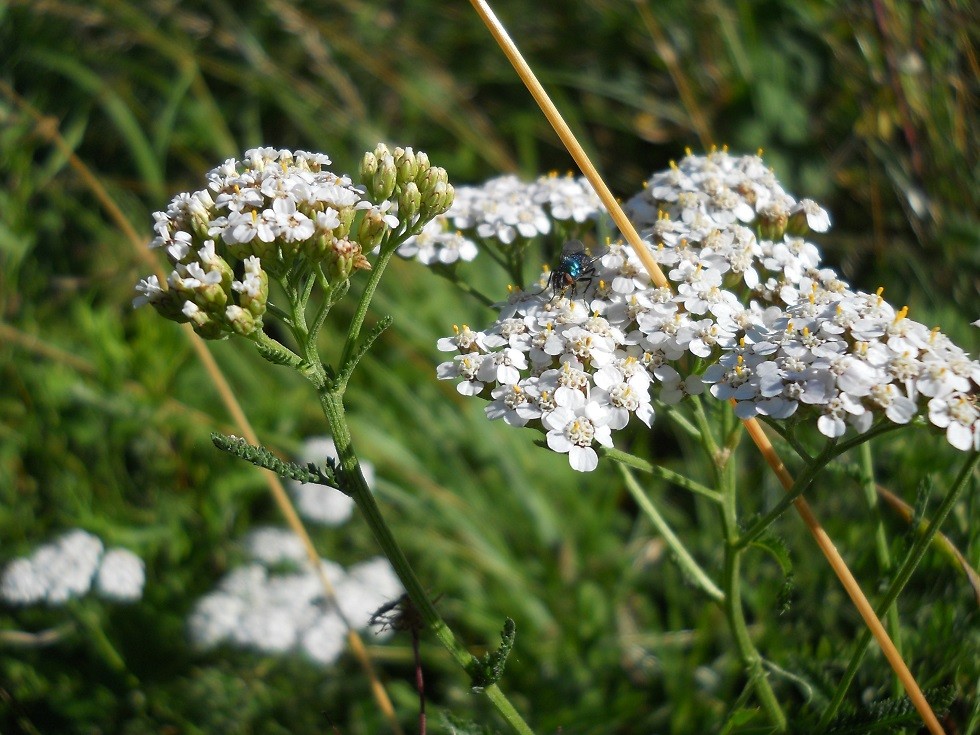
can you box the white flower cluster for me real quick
[288,436,376,527]
[1,530,145,605]
[397,172,601,264]
[134,147,376,338]
[187,527,401,666]
[437,150,979,470]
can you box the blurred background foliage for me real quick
[0,0,977,733]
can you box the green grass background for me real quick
[0,1,977,733]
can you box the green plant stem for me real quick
[718,441,787,730]
[317,388,536,735]
[618,463,724,602]
[661,404,701,440]
[604,446,722,503]
[339,239,400,371]
[858,440,902,698]
[73,605,140,689]
[817,451,980,731]
[691,395,722,460]
[734,439,839,550]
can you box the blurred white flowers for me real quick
[436,150,980,470]
[1,530,145,605]
[187,526,401,667]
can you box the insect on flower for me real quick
[536,239,608,298]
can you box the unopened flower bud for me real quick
[397,181,422,223]
[336,206,357,239]
[198,278,229,311]
[233,256,269,318]
[414,150,430,176]
[183,301,224,340]
[417,166,449,197]
[372,154,397,201]
[357,209,388,250]
[421,178,454,220]
[757,201,789,240]
[188,191,217,240]
[393,147,419,185]
[225,305,259,337]
[148,289,186,322]
[360,151,378,183]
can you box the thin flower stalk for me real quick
[619,464,724,602]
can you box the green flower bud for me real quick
[149,289,187,323]
[398,181,422,223]
[785,209,809,237]
[235,256,269,318]
[336,206,357,239]
[393,147,419,185]
[360,151,378,184]
[372,154,397,201]
[414,150,431,178]
[225,305,259,337]
[420,176,454,220]
[417,166,448,198]
[184,301,225,340]
[757,202,789,241]
[205,250,236,291]
[357,209,388,250]
[199,279,229,311]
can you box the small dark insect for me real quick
[536,239,608,298]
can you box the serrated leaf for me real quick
[749,529,793,577]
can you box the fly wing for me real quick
[587,241,609,259]
[560,239,586,258]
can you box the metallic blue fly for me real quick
[537,240,607,298]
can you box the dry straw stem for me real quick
[467,2,945,733]
[0,80,405,735]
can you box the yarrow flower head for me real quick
[397,171,602,266]
[187,527,402,667]
[1,530,145,605]
[135,145,454,341]
[436,148,980,470]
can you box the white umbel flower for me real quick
[187,529,402,667]
[436,150,979,469]
[2,531,145,605]
[94,549,146,602]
